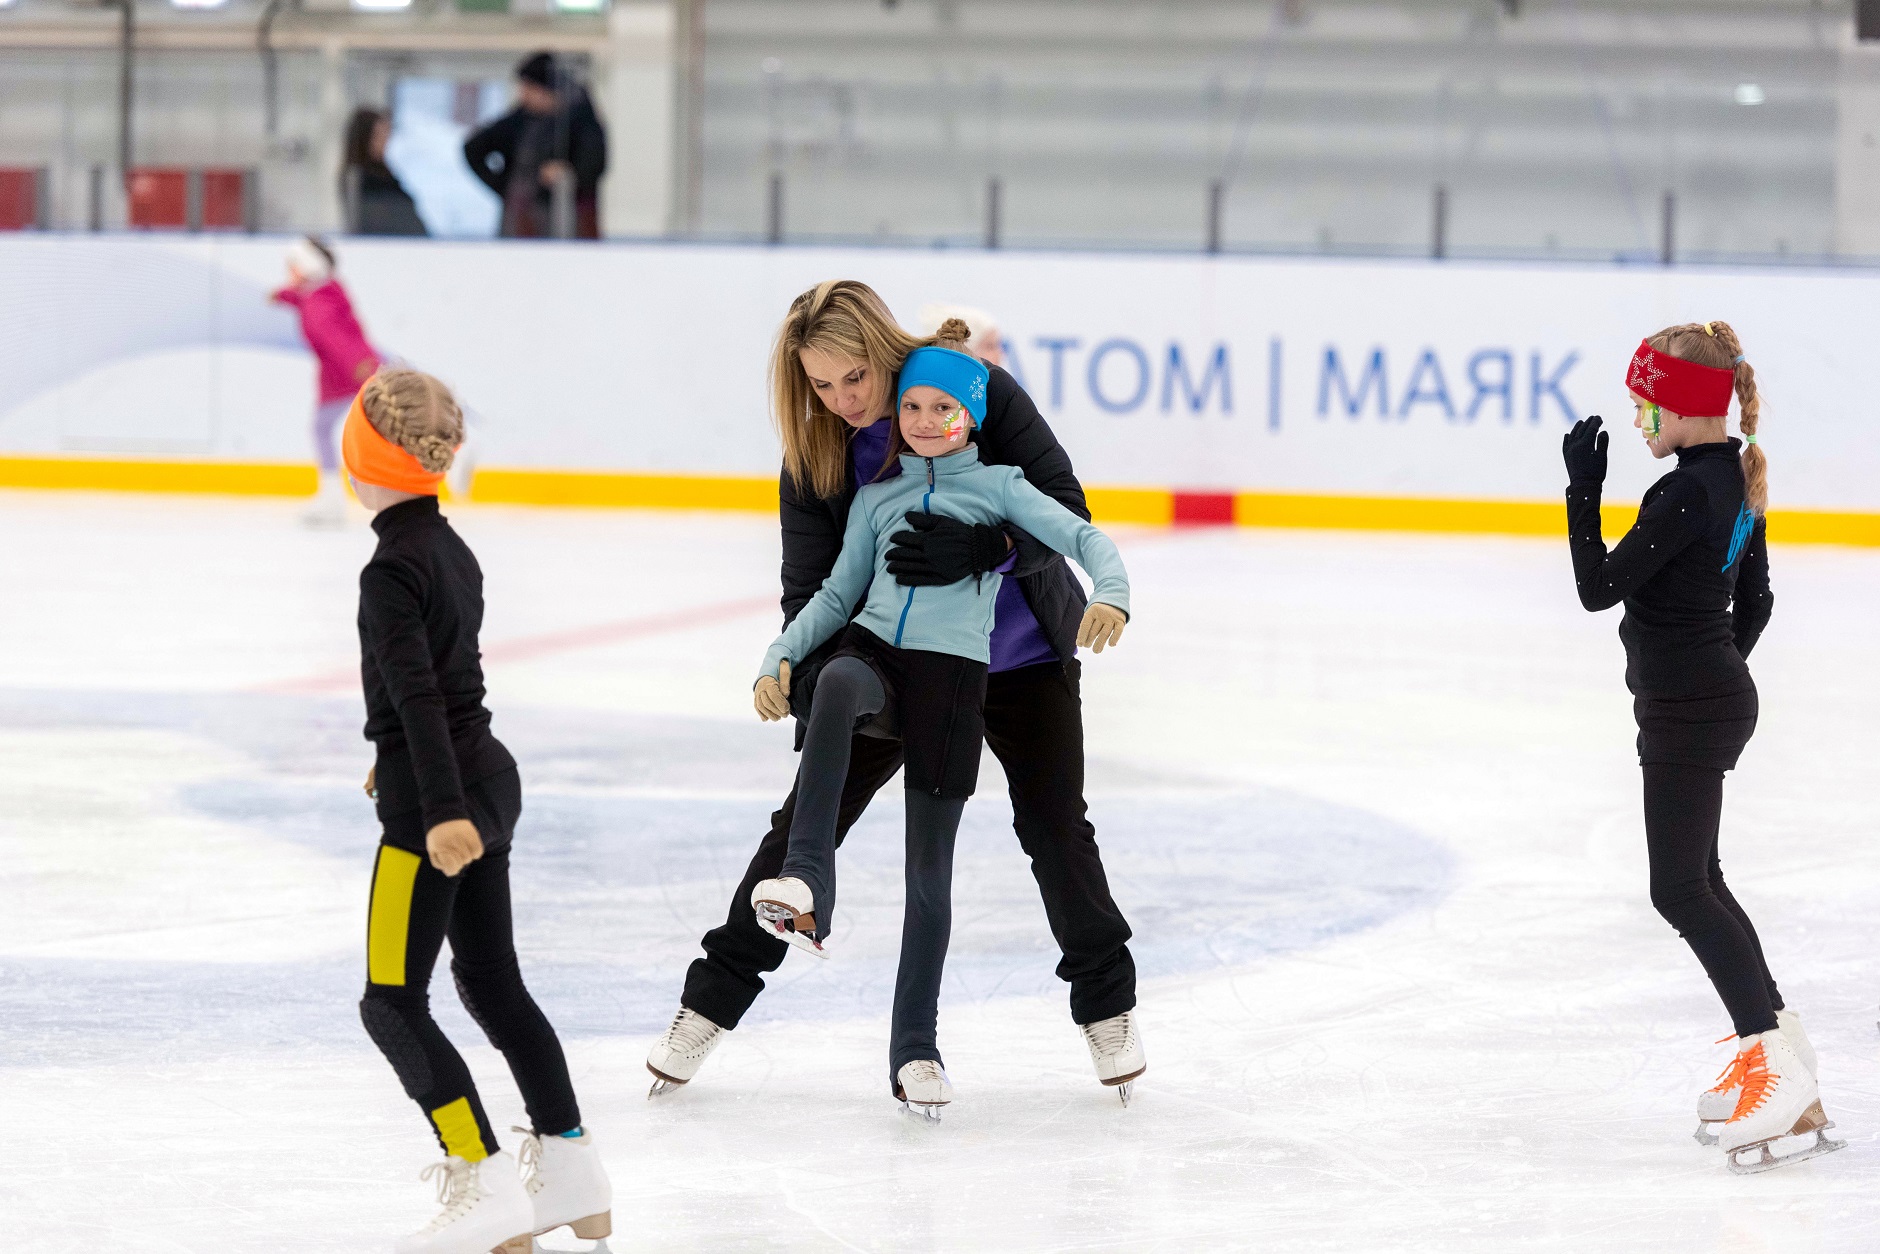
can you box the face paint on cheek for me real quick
[942,407,968,441]
[1640,404,1661,439]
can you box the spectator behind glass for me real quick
[343,108,428,237]
[463,52,608,240]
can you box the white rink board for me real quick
[2,235,1878,508]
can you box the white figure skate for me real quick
[1716,1029,1845,1174]
[645,1006,726,1098]
[302,469,348,529]
[395,1151,533,1254]
[895,1059,954,1123]
[1694,1008,1816,1145]
[516,1127,612,1253]
[1080,1011,1147,1106]
[750,877,827,958]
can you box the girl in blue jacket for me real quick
[749,320,1130,1118]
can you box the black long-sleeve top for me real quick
[463,93,608,199]
[1567,439,1772,698]
[779,363,1090,667]
[358,496,515,831]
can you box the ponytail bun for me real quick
[933,317,972,348]
[361,368,464,473]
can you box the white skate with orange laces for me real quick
[1694,1007,1815,1145]
[1716,1028,1844,1174]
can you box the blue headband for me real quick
[898,347,989,424]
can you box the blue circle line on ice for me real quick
[0,689,1451,1067]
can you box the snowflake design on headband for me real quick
[1628,350,1667,398]
[970,375,985,403]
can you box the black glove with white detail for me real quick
[886,511,1009,587]
[1562,415,1609,487]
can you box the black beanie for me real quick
[516,52,557,88]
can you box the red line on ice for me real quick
[257,593,778,695]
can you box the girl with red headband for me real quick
[346,370,612,1253]
[1560,322,1841,1175]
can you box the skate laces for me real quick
[417,1157,481,1228]
[1082,1013,1135,1058]
[1707,1051,1749,1095]
[514,1127,544,1195]
[1727,1043,1775,1122]
[902,1059,945,1089]
[665,1008,721,1054]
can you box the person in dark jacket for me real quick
[463,52,607,239]
[346,369,614,1248]
[645,280,1145,1105]
[1562,320,1840,1175]
[341,107,427,237]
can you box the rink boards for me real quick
[1,234,1877,542]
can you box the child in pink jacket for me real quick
[272,236,381,526]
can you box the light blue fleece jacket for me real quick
[761,444,1130,679]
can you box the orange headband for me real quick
[341,389,445,495]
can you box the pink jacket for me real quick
[272,279,381,404]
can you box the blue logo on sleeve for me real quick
[1722,503,1755,573]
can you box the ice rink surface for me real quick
[0,490,1875,1252]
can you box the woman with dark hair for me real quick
[342,107,427,238]
[645,280,1146,1107]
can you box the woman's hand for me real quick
[886,512,1010,586]
[363,765,377,798]
[1077,603,1127,653]
[425,819,484,877]
[754,659,793,721]
[1562,415,1609,486]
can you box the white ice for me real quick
[0,490,1875,1252]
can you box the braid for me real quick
[359,368,463,475]
[1647,320,1765,516]
[930,317,972,350]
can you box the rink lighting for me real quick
[169,0,231,8]
[555,0,608,10]
[1735,83,1765,105]
[351,0,413,9]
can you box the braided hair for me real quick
[359,368,463,474]
[1644,321,1765,516]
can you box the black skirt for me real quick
[1634,675,1758,771]
[833,624,989,799]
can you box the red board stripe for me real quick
[1171,490,1235,525]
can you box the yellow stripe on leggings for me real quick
[429,1096,488,1163]
[367,846,422,987]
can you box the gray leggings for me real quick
[780,656,968,1084]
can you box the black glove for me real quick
[1562,415,1609,486]
[885,512,1008,587]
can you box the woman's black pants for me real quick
[683,658,1136,1032]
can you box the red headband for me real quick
[1625,340,1735,419]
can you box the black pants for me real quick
[359,770,580,1160]
[683,658,1136,1030]
[1643,763,1783,1039]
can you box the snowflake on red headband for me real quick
[1627,349,1668,399]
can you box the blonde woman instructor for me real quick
[646,280,1146,1103]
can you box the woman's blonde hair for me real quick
[1646,321,1765,515]
[771,280,924,499]
[360,368,463,474]
[874,317,975,477]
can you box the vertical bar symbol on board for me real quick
[1268,337,1283,431]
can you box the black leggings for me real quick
[778,656,970,1081]
[1642,762,1783,1039]
[683,659,1135,1031]
[359,771,579,1160]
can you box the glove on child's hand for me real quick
[1077,603,1127,653]
[426,819,484,877]
[1563,415,1609,486]
[886,512,1010,587]
[754,660,793,722]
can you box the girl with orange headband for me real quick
[1561,322,1841,1176]
[345,369,612,1253]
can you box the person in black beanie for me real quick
[464,51,608,239]
[1563,320,1841,1175]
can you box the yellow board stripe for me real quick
[366,845,422,988]
[4,455,1879,546]
[429,1096,489,1163]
